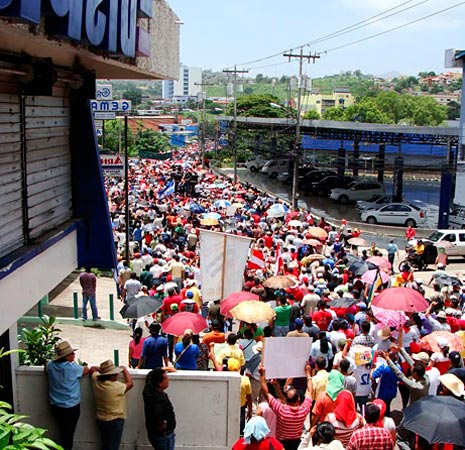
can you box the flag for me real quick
[367,269,383,306]
[157,180,175,200]
[274,243,283,276]
[247,249,266,270]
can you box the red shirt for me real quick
[347,424,393,450]
[232,437,283,450]
[162,295,181,316]
[312,310,333,331]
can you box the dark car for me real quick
[311,175,355,197]
[280,166,316,186]
[298,170,337,193]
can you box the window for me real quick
[444,234,456,242]
[459,234,465,242]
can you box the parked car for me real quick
[448,208,465,229]
[278,166,316,185]
[298,170,337,193]
[261,159,291,178]
[245,156,268,172]
[329,181,385,204]
[360,203,426,227]
[356,194,395,212]
[311,175,355,197]
[412,229,465,257]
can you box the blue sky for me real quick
[168,0,465,78]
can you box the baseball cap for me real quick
[412,352,430,365]
[294,318,304,326]
[449,351,462,365]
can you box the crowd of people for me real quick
[60,142,465,450]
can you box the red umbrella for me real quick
[161,312,208,336]
[367,256,392,270]
[371,287,429,312]
[220,291,260,317]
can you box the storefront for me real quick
[0,0,180,403]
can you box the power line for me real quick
[320,1,465,54]
[307,0,432,46]
[227,0,433,70]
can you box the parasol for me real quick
[366,256,392,270]
[119,296,163,319]
[220,291,260,317]
[370,287,429,312]
[229,301,276,323]
[348,237,368,246]
[306,227,328,239]
[420,331,464,353]
[263,275,297,289]
[161,312,208,336]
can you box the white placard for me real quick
[262,337,313,379]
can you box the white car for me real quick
[360,203,426,227]
[329,181,385,204]
[245,156,268,172]
[448,208,465,229]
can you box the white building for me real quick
[163,64,202,103]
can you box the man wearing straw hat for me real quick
[90,360,134,450]
[46,341,91,450]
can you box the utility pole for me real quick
[283,49,320,208]
[223,66,248,184]
[195,81,213,169]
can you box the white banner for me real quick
[199,230,252,302]
[262,337,313,379]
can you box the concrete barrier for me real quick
[16,366,241,450]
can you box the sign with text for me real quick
[100,154,124,176]
[94,112,116,120]
[0,0,153,58]
[91,100,131,112]
[96,85,113,101]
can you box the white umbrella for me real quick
[267,203,289,218]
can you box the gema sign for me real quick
[0,0,152,58]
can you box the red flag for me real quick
[247,249,266,270]
[274,243,283,275]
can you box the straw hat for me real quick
[377,326,391,340]
[253,341,263,354]
[53,341,77,361]
[412,352,430,365]
[438,373,465,398]
[96,360,122,377]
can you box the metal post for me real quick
[233,67,238,185]
[38,299,43,318]
[124,115,130,261]
[109,293,114,321]
[353,140,360,177]
[73,292,79,319]
[113,348,119,366]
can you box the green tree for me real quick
[322,107,345,120]
[447,100,461,120]
[228,94,289,118]
[303,110,321,120]
[122,87,142,106]
[407,96,447,126]
[100,119,135,154]
[135,129,170,154]
[342,100,394,124]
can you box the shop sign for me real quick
[100,154,124,176]
[96,84,113,100]
[0,0,153,58]
[91,100,131,112]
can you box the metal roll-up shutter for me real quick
[25,96,72,240]
[0,93,23,258]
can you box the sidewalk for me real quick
[21,271,134,366]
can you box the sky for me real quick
[167,0,465,79]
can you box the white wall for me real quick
[0,231,78,336]
[16,367,241,450]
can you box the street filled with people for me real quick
[55,142,465,450]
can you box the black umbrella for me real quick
[329,297,357,308]
[435,274,462,287]
[400,395,465,445]
[119,296,163,319]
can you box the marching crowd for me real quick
[52,143,465,450]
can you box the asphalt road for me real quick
[228,168,440,228]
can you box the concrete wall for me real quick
[16,367,241,450]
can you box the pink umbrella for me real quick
[371,305,407,328]
[362,269,390,285]
[371,287,429,312]
[161,312,208,336]
[220,291,260,317]
[367,256,392,270]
